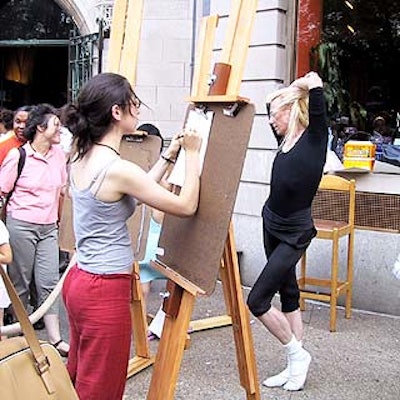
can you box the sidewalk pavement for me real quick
[55,280,399,400]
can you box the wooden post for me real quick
[127,262,155,377]
[147,286,196,400]
[221,225,259,398]
[190,15,219,98]
[146,1,260,398]
[107,0,144,86]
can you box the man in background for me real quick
[0,106,32,165]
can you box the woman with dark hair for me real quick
[0,108,14,135]
[0,105,32,165]
[0,103,68,355]
[247,72,327,391]
[61,72,201,400]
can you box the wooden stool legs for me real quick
[299,227,354,332]
[345,232,354,320]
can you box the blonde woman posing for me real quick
[247,72,328,391]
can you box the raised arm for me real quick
[146,132,183,182]
[292,71,327,137]
[115,129,202,217]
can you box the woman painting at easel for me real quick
[61,72,201,400]
[247,72,327,391]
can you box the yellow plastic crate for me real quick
[344,140,376,158]
[343,157,375,170]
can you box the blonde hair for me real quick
[266,83,309,147]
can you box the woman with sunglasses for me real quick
[247,71,327,391]
[61,72,201,400]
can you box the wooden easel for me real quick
[146,1,260,399]
[105,2,259,390]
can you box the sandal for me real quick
[51,340,69,358]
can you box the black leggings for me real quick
[247,230,305,317]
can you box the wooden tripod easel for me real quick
[106,4,260,395]
[146,1,260,399]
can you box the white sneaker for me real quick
[283,349,312,391]
[262,367,290,388]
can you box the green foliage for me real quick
[310,41,348,118]
[0,0,75,41]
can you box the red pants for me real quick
[62,265,132,400]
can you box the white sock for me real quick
[262,339,303,388]
[262,363,290,388]
[283,335,303,356]
[283,336,311,391]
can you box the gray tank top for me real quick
[70,160,137,274]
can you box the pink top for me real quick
[0,143,67,224]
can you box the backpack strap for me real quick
[5,146,26,203]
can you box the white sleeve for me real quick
[0,221,10,245]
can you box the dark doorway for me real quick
[0,0,76,109]
[31,47,69,106]
[0,46,68,109]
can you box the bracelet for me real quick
[161,154,175,164]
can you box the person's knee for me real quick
[246,291,257,315]
[281,294,300,313]
[247,290,271,317]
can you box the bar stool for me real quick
[298,175,356,332]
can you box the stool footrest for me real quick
[298,277,351,296]
[300,291,331,302]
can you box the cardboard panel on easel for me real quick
[59,135,161,261]
[157,102,255,295]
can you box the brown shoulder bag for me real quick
[0,266,78,399]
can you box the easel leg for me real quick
[127,262,155,378]
[220,225,260,400]
[147,281,195,400]
[187,262,232,332]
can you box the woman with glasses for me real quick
[247,71,327,392]
[61,72,202,400]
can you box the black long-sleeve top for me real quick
[267,87,328,217]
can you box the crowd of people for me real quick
[3,70,396,399]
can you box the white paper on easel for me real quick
[168,109,214,187]
[148,306,166,338]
